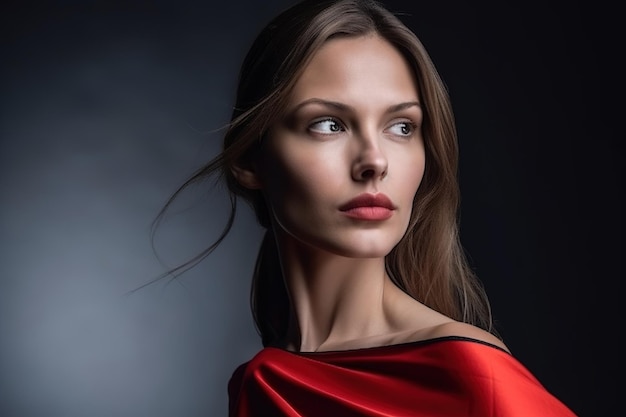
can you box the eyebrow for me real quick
[291,98,421,114]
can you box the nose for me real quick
[351,134,388,182]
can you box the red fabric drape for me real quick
[228,336,576,416]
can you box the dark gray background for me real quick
[1,1,622,416]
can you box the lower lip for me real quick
[341,207,393,220]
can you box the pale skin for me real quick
[233,34,509,354]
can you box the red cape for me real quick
[228,336,576,416]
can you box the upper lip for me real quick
[339,193,396,211]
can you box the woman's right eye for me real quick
[308,118,344,135]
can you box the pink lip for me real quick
[339,193,395,220]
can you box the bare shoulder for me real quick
[386,284,510,353]
[425,321,510,353]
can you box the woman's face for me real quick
[258,35,425,258]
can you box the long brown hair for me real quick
[153,0,497,347]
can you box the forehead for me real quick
[287,35,419,107]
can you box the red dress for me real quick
[228,336,577,416]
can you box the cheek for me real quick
[392,144,426,193]
[262,146,343,212]
[411,158,426,191]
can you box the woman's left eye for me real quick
[387,121,416,137]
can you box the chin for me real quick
[275,218,406,259]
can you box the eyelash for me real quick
[387,121,417,137]
[308,118,344,134]
[307,118,418,137]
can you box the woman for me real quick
[157,0,577,415]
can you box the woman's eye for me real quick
[308,118,344,134]
[387,121,415,137]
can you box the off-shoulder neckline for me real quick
[268,335,511,357]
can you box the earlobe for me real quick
[231,164,263,190]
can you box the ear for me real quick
[231,162,263,190]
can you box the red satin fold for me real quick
[228,336,576,416]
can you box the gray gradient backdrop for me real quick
[1,1,622,416]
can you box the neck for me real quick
[274,233,400,352]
